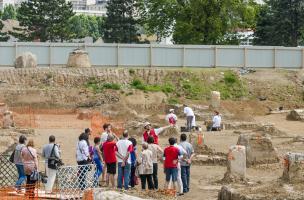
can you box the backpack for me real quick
[169,116,176,125]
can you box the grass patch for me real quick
[85,78,121,93]
[130,70,248,100]
[168,97,179,104]
[130,79,175,94]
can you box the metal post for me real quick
[214,46,217,68]
[244,47,247,68]
[301,48,304,69]
[182,46,186,67]
[15,42,18,59]
[150,44,153,67]
[273,47,277,68]
[117,44,120,67]
[49,44,52,68]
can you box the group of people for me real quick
[11,106,220,197]
[12,134,61,197]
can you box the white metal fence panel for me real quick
[276,49,302,68]
[0,42,304,68]
[247,48,274,68]
[153,46,183,67]
[184,47,214,67]
[217,47,244,67]
[87,45,117,66]
[57,164,97,199]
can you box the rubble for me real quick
[237,132,279,167]
[286,109,304,121]
[67,49,91,68]
[222,145,247,183]
[281,152,304,183]
[93,189,149,200]
[14,52,37,68]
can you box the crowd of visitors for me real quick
[11,106,208,197]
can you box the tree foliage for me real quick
[68,15,104,42]
[140,0,259,44]
[2,4,17,20]
[12,0,75,42]
[0,21,9,41]
[254,0,304,46]
[103,0,139,43]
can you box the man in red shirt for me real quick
[163,138,181,192]
[102,135,117,188]
[142,122,170,145]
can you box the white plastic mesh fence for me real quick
[57,164,97,199]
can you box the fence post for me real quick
[117,44,119,67]
[273,47,277,68]
[182,46,186,67]
[49,43,52,68]
[150,44,153,67]
[15,42,18,59]
[302,48,304,69]
[214,46,217,68]
[244,47,247,68]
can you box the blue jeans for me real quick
[15,164,26,189]
[181,166,190,193]
[117,162,131,190]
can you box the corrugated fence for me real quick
[0,42,303,68]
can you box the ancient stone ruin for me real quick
[15,52,37,68]
[286,109,304,121]
[281,152,304,183]
[222,145,246,183]
[211,91,221,108]
[67,49,91,68]
[237,132,279,167]
[3,111,14,129]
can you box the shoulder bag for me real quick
[48,144,64,170]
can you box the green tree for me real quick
[0,21,9,41]
[254,0,304,46]
[68,15,103,42]
[2,4,17,20]
[12,0,74,42]
[172,0,258,44]
[103,0,139,43]
[139,0,176,42]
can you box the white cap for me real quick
[143,122,151,127]
[169,109,174,112]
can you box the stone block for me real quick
[15,52,37,68]
[237,132,279,167]
[282,152,304,183]
[93,189,148,200]
[286,109,304,121]
[211,91,220,108]
[67,49,91,68]
[3,111,14,129]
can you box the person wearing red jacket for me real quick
[142,122,170,145]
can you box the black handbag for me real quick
[9,150,15,163]
[48,144,64,170]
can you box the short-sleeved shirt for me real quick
[14,144,25,165]
[42,143,60,162]
[179,141,194,166]
[184,107,194,116]
[116,139,133,164]
[163,145,181,169]
[148,144,161,163]
[212,115,222,128]
[102,141,117,164]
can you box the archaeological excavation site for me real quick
[1,66,304,200]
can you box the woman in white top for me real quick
[211,111,222,131]
[76,132,91,190]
